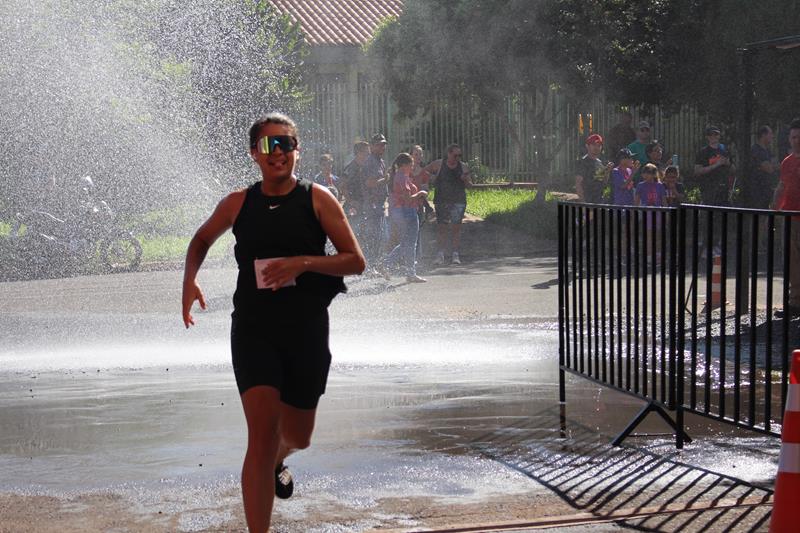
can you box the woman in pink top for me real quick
[381,153,428,282]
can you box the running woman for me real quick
[181,112,365,532]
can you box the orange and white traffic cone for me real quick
[703,254,723,311]
[770,350,800,532]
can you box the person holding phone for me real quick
[693,125,735,206]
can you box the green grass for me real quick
[126,204,213,237]
[124,204,220,264]
[466,188,537,219]
[466,188,557,238]
[5,188,558,266]
[139,233,233,263]
[0,210,229,265]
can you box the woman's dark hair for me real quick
[248,112,298,150]
[390,153,413,176]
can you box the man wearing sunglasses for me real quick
[627,120,653,166]
[181,112,365,532]
[425,144,472,265]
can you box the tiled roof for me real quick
[270,0,404,46]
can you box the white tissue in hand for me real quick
[254,258,296,289]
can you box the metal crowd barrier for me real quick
[558,202,799,448]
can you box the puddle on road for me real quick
[0,313,780,531]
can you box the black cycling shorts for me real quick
[230,310,332,409]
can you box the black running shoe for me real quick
[275,463,294,499]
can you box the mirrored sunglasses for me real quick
[258,135,298,155]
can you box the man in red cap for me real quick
[575,133,612,203]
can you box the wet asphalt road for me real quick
[0,257,780,531]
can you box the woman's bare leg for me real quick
[275,403,318,468]
[240,386,283,532]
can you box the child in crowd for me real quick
[313,153,340,200]
[635,163,665,207]
[635,163,666,263]
[662,165,685,207]
[611,148,637,206]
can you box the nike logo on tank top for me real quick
[230,179,345,317]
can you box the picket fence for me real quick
[296,81,713,185]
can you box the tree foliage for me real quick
[0,0,308,217]
[686,1,800,124]
[368,0,800,128]
[147,0,308,177]
[367,0,569,177]
[543,0,706,110]
[368,0,555,118]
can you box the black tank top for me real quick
[231,178,345,318]
[434,161,467,204]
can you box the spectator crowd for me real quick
[574,113,800,211]
[306,115,800,286]
[311,135,472,282]
[574,113,800,314]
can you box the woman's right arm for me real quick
[182,190,245,328]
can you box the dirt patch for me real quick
[0,489,573,532]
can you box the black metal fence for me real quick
[558,202,799,448]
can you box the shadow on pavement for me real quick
[419,256,558,276]
[452,406,772,532]
[531,278,559,290]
